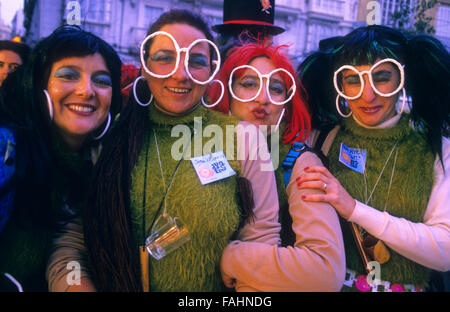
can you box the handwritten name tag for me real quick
[190,151,236,185]
[339,142,366,174]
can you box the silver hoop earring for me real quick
[397,88,406,115]
[336,95,352,118]
[92,112,111,140]
[43,90,54,120]
[201,80,224,108]
[133,76,153,107]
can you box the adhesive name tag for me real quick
[339,142,366,174]
[190,151,236,185]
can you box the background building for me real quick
[357,0,450,49]
[21,0,360,65]
[433,0,450,49]
[11,9,26,38]
[17,0,450,65]
[0,2,12,40]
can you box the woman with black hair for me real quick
[0,26,122,291]
[0,39,30,87]
[297,25,450,292]
[47,9,281,292]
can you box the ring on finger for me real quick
[323,182,327,191]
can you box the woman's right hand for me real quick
[296,165,356,220]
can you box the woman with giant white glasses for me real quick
[207,42,346,291]
[297,25,450,292]
[73,9,282,292]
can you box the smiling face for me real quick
[144,23,212,115]
[340,60,401,127]
[46,53,112,150]
[229,56,286,130]
[0,50,23,86]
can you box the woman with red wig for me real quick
[207,43,345,291]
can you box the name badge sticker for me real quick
[339,142,366,174]
[190,151,236,185]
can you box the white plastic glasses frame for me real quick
[333,58,405,100]
[228,65,296,106]
[139,31,221,85]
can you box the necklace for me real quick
[142,128,194,241]
[154,130,167,216]
[363,140,399,210]
[139,127,193,292]
[356,139,400,266]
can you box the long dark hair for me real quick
[2,26,122,228]
[83,9,216,292]
[298,25,450,162]
[0,40,30,64]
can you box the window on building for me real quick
[381,0,418,27]
[145,6,164,28]
[79,0,112,24]
[436,4,450,38]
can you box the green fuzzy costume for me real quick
[328,115,435,288]
[130,104,244,291]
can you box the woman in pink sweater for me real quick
[208,42,346,291]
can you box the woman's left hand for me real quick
[296,166,356,220]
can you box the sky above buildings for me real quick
[0,0,23,26]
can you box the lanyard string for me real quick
[358,140,399,238]
[154,130,167,215]
[142,127,194,241]
[363,140,399,208]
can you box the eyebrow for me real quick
[270,77,286,86]
[152,49,176,54]
[189,52,208,57]
[239,74,259,80]
[372,69,393,75]
[93,70,112,76]
[55,65,110,75]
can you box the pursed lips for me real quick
[252,107,268,120]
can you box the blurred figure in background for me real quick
[0,38,30,87]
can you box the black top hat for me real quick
[212,0,285,36]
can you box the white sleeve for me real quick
[348,137,450,271]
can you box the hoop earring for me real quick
[92,112,111,140]
[336,95,352,118]
[43,90,54,120]
[133,76,153,107]
[397,88,406,115]
[201,80,224,108]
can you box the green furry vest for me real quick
[130,104,243,291]
[328,115,435,287]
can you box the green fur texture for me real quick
[328,115,435,287]
[130,104,243,291]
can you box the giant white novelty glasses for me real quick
[140,31,221,85]
[229,65,296,105]
[333,58,405,100]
